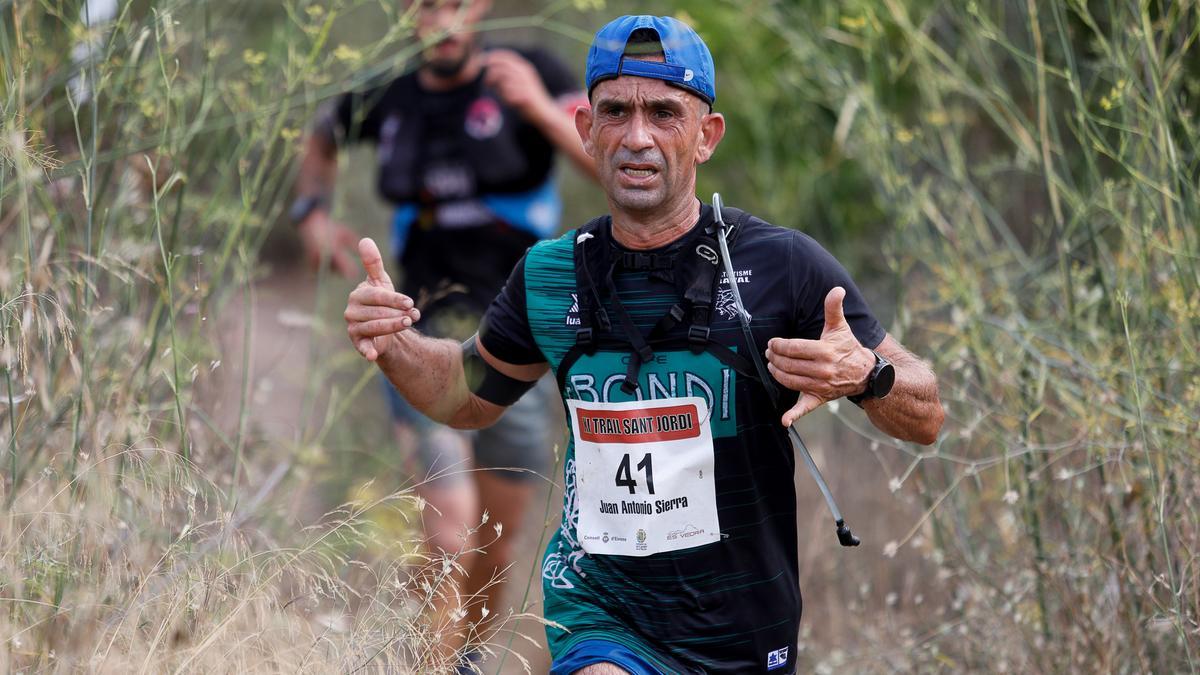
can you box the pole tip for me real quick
[836,519,861,547]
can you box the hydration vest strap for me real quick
[648,303,686,340]
[683,235,720,353]
[687,325,711,351]
[564,205,757,395]
[712,205,782,406]
[573,216,614,354]
[704,205,747,241]
[603,269,655,394]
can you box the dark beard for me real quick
[424,49,472,79]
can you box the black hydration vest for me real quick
[557,207,782,407]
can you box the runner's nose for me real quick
[621,112,656,154]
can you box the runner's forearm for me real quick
[375,330,502,429]
[295,131,338,200]
[529,99,599,182]
[862,337,943,444]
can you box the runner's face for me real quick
[584,76,716,215]
[411,0,489,76]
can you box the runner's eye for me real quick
[601,104,627,119]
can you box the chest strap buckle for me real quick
[595,308,612,332]
[687,325,711,353]
[575,328,596,354]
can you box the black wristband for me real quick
[461,336,537,406]
[289,195,329,226]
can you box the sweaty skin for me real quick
[575,73,724,249]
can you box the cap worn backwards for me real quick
[585,15,716,105]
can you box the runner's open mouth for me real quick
[620,165,659,178]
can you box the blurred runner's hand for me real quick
[345,238,422,361]
[483,49,553,119]
[298,210,359,278]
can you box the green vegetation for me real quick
[2,0,1196,671]
[688,0,1199,670]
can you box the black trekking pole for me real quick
[711,193,860,547]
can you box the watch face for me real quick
[874,361,896,399]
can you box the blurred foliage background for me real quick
[1,0,1197,671]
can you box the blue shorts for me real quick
[549,638,666,675]
[381,375,555,484]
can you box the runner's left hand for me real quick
[483,49,553,120]
[765,287,876,427]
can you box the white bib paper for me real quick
[567,396,721,556]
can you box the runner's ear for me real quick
[575,105,595,156]
[696,111,724,164]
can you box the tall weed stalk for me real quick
[1,0,542,670]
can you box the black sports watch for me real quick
[847,349,895,406]
[288,195,329,226]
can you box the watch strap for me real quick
[848,349,887,406]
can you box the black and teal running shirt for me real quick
[479,204,885,673]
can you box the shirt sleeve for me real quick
[478,255,547,366]
[521,47,582,99]
[789,231,886,350]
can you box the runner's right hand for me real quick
[345,238,421,362]
[298,210,359,278]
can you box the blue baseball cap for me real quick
[585,15,716,105]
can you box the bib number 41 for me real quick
[615,453,655,494]
[568,396,720,556]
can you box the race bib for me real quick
[567,396,721,556]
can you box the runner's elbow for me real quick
[444,395,506,430]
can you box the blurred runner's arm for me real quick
[483,49,598,182]
[531,90,599,182]
[346,238,548,429]
[292,106,360,277]
[295,123,337,206]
